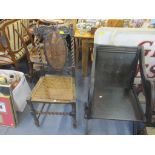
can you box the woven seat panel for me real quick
[31,75,76,103]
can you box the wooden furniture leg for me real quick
[27,99,39,127]
[85,119,89,135]
[75,38,79,68]
[82,39,89,77]
[72,103,77,128]
[14,62,19,70]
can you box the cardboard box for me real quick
[0,85,17,127]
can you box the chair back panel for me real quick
[44,31,68,71]
[94,45,140,89]
[35,25,75,77]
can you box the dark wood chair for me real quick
[27,25,77,128]
[85,45,154,134]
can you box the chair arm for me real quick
[135,79,155,124]
[139,47,155,123]
[143,79,155,124]
[8,47,24,54]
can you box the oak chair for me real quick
[27,25,77,128]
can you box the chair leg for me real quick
[14,62,19,70]
[82,39,89,77]
[85,119,89,135]
[133,121,138,135]
[75,38,80,68]
[27,99,39,127]
[139,125,147,135]
[72,103,77,128]
[27,61,33,81]
[84,105,89,134]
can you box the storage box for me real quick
[0,70,31,112]
[0,85,17,127]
